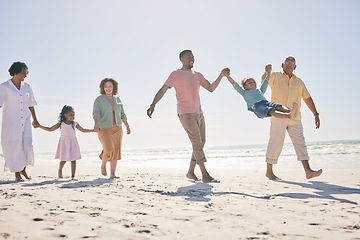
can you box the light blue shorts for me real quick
[252,100,279,119]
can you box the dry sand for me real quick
[0,163,359,240]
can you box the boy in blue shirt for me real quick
[224,67,298,119]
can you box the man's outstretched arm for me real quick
[201,68,228,92]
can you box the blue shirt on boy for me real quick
[232,79,269,111]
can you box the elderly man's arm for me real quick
[304,97,320,129]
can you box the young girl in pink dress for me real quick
[39,105,94,180]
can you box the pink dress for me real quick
[55,122,81,161]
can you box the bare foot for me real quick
[110,175,119,179]
[186,173,199,181]
[15,172,23,182]
[58,170,63,179]
[306,169,323,179]
[266,172,281,180]
[20,168,32,180]
[71,177,78,181]
[101,165,107,176]
[202,177,220,183]
[289,102,298,120]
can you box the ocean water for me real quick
[28,140,360,170]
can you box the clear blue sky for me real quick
[1,0,359,153]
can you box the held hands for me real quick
[222,68,230,77]
[265,64,272,74]
[32,119,40,128]
[94,123,100,132]
[261,64,272,82]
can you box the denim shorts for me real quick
[252,100,279,119]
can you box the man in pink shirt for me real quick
[147,50,227,183]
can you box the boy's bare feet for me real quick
[20,168,31,180]
[289,102,298,120]
[186,173,199,181]
[306,169,323,179]
[266,172,281,180]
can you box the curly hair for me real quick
[99,78,118,95]
[58,105,75,129]
[8,61,28,76]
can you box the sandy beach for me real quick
[0,163,359,240]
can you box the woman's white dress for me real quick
[0,79,37,172]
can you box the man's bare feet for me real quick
[101,165,107,176]
[202,177,220,183]
[186,173,199,181]
[289,102,298,120]
[20,168,31,180]
[306,169,323,179]
[266,172,281,180]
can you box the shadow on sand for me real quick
[59,178,115,189]
[139,181,270,202]
[272,180,360,205]
[2,178,116,189]
[140,180,360,204]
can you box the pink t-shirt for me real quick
[165,69,207,115]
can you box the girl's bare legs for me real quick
[71,161,77,180]
[58,161,66,178]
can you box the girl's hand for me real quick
[126,127,131,134]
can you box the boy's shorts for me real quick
[252,100,279,119]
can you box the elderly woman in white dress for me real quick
[0,62,39,181]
